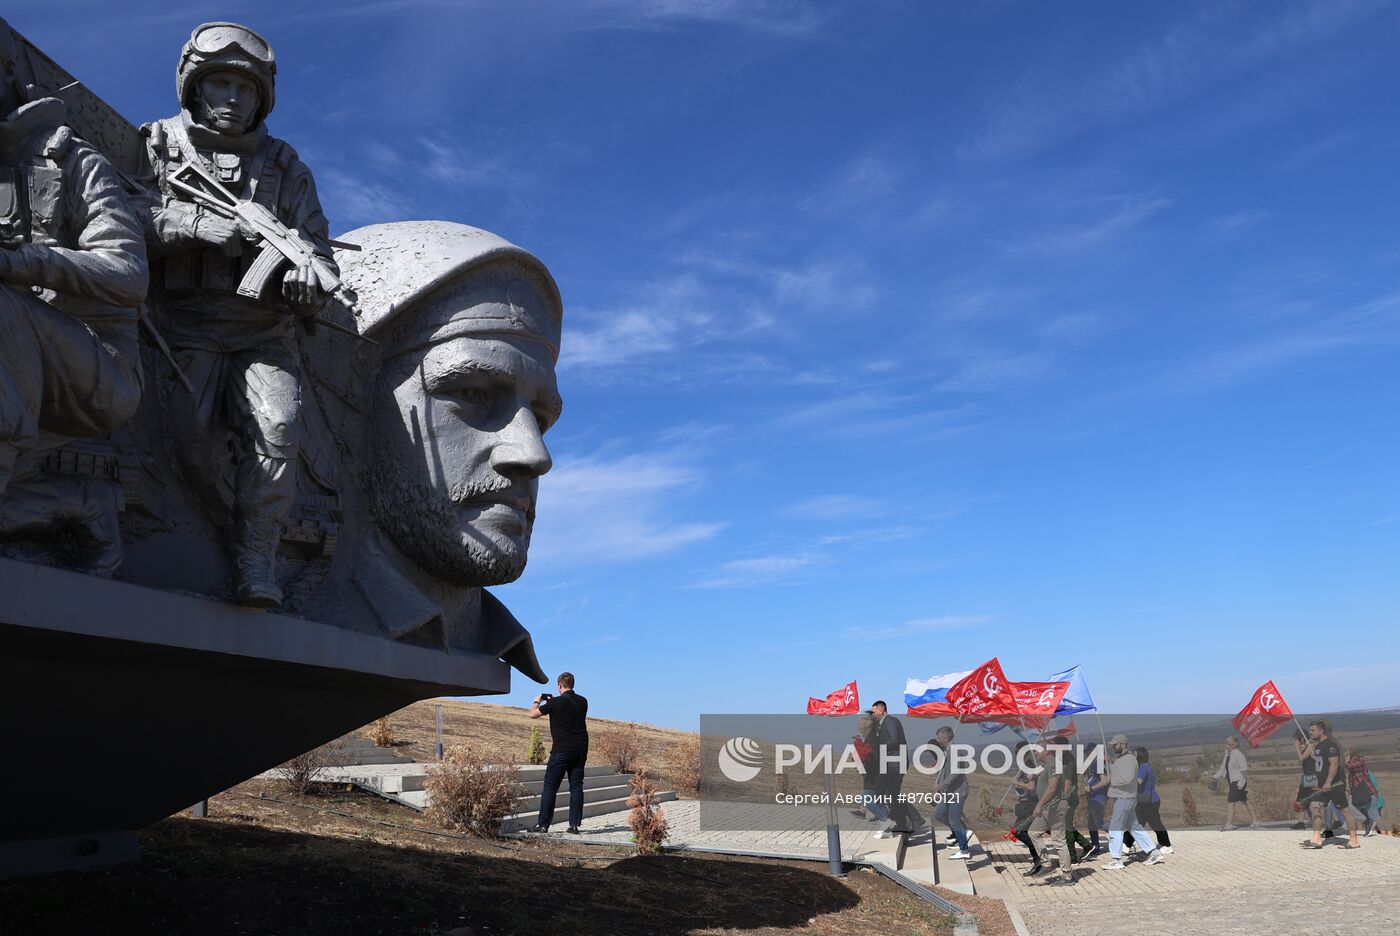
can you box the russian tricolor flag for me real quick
[904,670,972,718]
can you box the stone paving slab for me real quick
[982,830,1400,935]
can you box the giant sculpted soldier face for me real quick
[194,69,261,135]
[370,329,560,586]
[330,223,565,590]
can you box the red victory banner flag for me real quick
[806,679,859,716]
[946,658,1021,723]
[1007,680,1071,729]
[1232,679,1294,748]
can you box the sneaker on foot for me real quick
[875,829,895,839]
[529,825,548,833]
[1146,850,1166,865]
[948,850,970,860]
[1159,846,1174,855]
[566,826,581,835]
[1102,859,1127,870]
[1023,864,1045,877]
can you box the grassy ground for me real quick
[0,781,962,936]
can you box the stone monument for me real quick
[0,19,562,876]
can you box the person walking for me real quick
[1303,720,1360,850]
[1011,742,1045,875]
[1103,734,1165,870]
[853,709,880,822]
[1027,742,1076,884]
[1135,746,1172,853]
[1081,742,1109,858]
[1345,748,1381,837]
[1061,746,1092,863]
[528,672,589,834]
[1214,736,1259,830]
[932,726,971,859]
[866,701,912,838]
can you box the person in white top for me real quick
[1213,736,1259,830]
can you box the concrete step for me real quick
[515,783,634,811]
[510,790,678,825]
[516,772,633,795]
[512,764,616,781]
[366,766,629,794]
[390,788,679,823]
[395,790,428,810]
[340,753,414,766]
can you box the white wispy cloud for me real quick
[935,350,1055,394]
[1124,291,1400,401]
[560,275,717,372]
[1209,210,1272,235]
[843,614,991,641]
[578,0,834,37]
[1274,131,1361,172]
[961,0,1386,161]
[782,494,889,520]
[318,167,418,230]
[527,444,725,568]
[773,257,877,313]
[689,552,832,589]
[815,525,922,547]
[1015,196,1172,254]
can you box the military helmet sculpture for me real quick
[175,22,276,123]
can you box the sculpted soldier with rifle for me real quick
[0,17,148,571]
[136,22,339,608]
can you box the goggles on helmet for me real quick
[187,23,274,69]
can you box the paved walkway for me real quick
[538,799,883,861]
[982,830,1400,935]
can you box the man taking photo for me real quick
[529,672,589,834]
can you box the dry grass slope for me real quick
[364,698,700,794]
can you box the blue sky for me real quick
[19,1,1400,728]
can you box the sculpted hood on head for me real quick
[301,221,562,684]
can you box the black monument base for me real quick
[0,557,511,878]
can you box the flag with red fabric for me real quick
[946,658,1021,723]
[806,679,859,716]
[1005,680,1070,729]
[1232,679,1294,747]
[1048,719,1078,741]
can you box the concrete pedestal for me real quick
[0,557,511,878]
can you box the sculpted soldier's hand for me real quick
[0,221,24,250]
[192,214,247,257]
[282,261,321,310]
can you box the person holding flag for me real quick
[1302,720,1360,850]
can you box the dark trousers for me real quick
[1136,801,1171,847]
[537,749,588,829]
